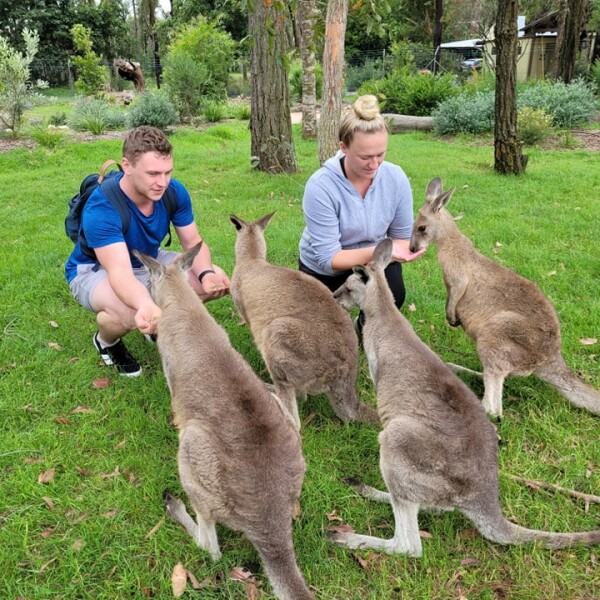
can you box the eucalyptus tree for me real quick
[494,0,526,174]
[248,0,297,173]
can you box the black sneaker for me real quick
[93,332,142,377]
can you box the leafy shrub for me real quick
[432,91,495,135]
[227,74,250,98]
[289,60,323,102]
[128,91,179,129]
[70,24,108,97]
[29,123,66,149]
[202,101,227,122]
[345,59,384,93]
[517,78,598,127]
[357,72,457,116]
[518,106,553,145]
[67,97,127,132]
[163,52,213,122]
[49,111,67,126]
[164,16,234,108]
[232,102,250,120]
[590,60,600,92]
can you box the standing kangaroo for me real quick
[135,245,314,600]
[328,239,600,557]
[229,212,379,428]
[409,178,600,418]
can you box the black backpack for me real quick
[65,159,177,259]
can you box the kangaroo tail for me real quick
[536,357,600,416]
[252,537,314,600]
[465,508,600,549]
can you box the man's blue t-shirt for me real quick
[65,174,194,283]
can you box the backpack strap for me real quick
[161,183,178,247]
[98,159,120,183]
[101,176,131,234]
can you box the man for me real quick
[65,126,230,377]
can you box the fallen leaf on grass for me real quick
[72,405,94,414]
[408,303,417,312]
[419,530,433,538]
[103,509,119,518]
[74,466,91,477]
[38,468,55,484]
[172,562,187,597]
[41,528,55,538]
[54,416,71,425]
[72,538,83,551]
[453,214,464,221]
[580,338,597,346]
[114,439,127,449]
[460,557,480,567]
[101,466,120,479]
[353,551,379,571]
[325,511,343,523]
[49,320,59,328]
[92,377,111,389]
[42,496,55,511]
[186,568,213,589]
[144,517,165,540]
[24,457,43,464]
[48,342,62,351]
[230,567,263,600]
[37,557,57,573]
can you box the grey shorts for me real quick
[68,249,179,312]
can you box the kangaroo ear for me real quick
[434,187,456,212]
[372,238,393,269]
[425,178,443,205]
[134,249,163,274]
[352,265,370,284]
[229,214,245,231]
[178,242,203,271]
[256,211,276,230]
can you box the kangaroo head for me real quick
[134,243,202,303]
[333,239,393,310]
[409,178,456,252]
[230,212,276,260]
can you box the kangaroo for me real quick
[135,244,314,600]
[409,178,600,419]
[229,212,379,429]
[328,238,600,557]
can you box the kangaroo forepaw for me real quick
[163,491,186,519]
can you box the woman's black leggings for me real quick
[298,259,406,309]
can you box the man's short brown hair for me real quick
[123,126,173,165]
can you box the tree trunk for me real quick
[318,0,348,165]
[433,0,443,74]
[554,0,589,83]
[299,0,318,140]
[249,1,297,174]
[494,0,526,175]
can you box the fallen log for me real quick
[383,113,434,132]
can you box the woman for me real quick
[299,95,424,329]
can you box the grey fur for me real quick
[329,239,600,556]
[409,178,600,418]
[135,245,313,600]
[229,213,379,428]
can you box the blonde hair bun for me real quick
[353,95,381,121]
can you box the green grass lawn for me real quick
[1,122,599,599]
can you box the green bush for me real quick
[70,24,108,97]
[67,97,128,132]
[164,16,234,105]
[345,60,385,93]
[128,91,179,129]
[289,60,323,102]
[517,78,598,127]
[432,90,495,135]
[163,52,213,122]
[49,111,68,126]
[518,106,553,145]
[232,102,250,120]
[357,72,457,116]
[28,122,66,149]
[590,59,600,92]
[202,101,227,122]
